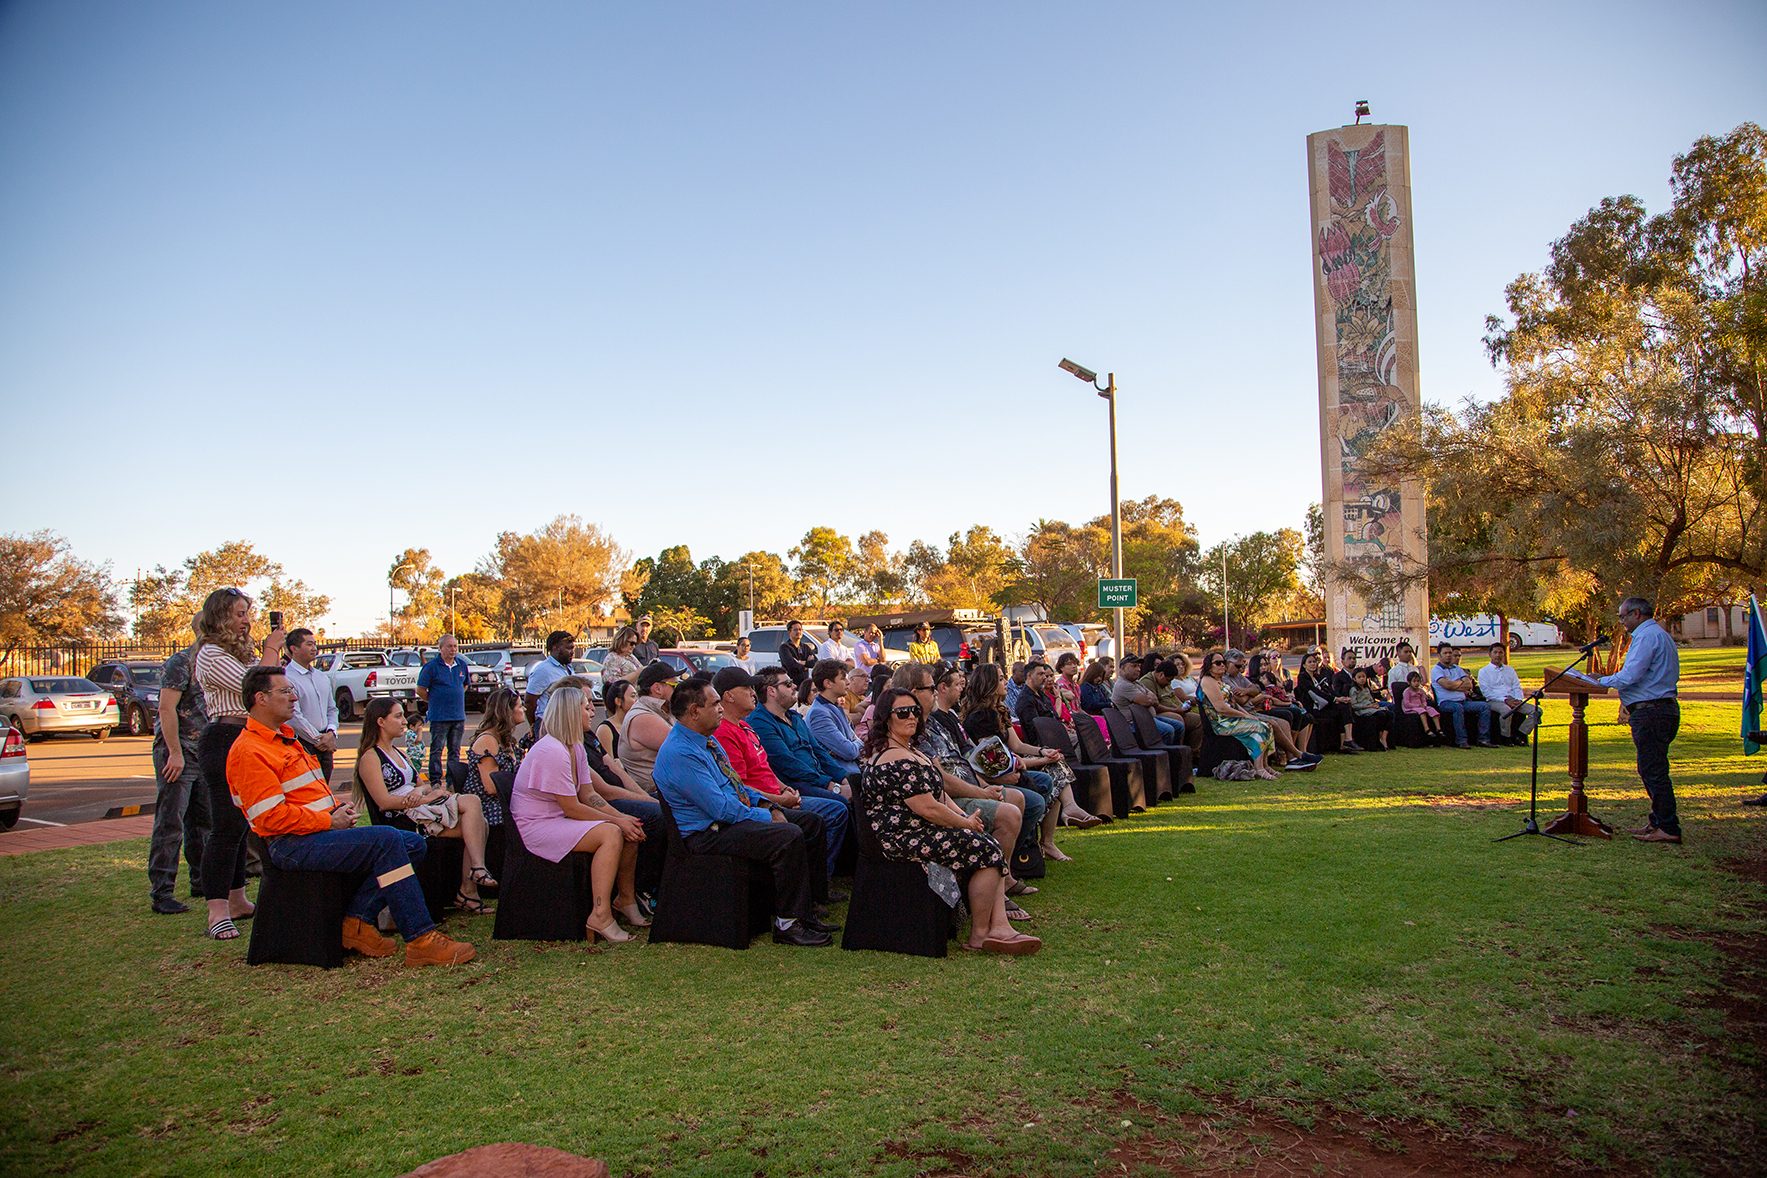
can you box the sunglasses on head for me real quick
[890,704,923,719]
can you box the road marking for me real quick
[17,816,67,827]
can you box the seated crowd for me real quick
[189,590,1540,967]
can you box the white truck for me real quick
[1429,615,1563,650]
[314,649,421,720]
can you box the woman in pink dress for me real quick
[510,685,648,942]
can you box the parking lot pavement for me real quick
[2,704,589,836]
[1,721,372,832]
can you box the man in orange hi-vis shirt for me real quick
[227,665,474,967]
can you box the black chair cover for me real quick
[491,812,594,942]
[1031,718,1113,818]
[1103,708,1170,804]
[1072,714,1146,816]
[244,832,372,969]
[646,797,774,951]
[839,775,955,957]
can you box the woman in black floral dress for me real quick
[860,687,1041,956]
[465,688,526,828]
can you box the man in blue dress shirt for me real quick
[651,678,839,946]
[1590,596,1684,844]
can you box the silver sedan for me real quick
[0,676,121,740]
[0,725,27,828]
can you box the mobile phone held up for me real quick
[269,611,284,630]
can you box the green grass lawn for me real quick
[4,697,1763,1177]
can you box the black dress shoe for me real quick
[825,888,851,903]
[773,923,833,947]
[1742,795,1767,807]
[803,915,842,935]
[1747,730,1767,745]
[152,898,190,915]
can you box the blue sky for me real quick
[2,2,1762,635]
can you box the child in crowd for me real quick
[404,703,428,781]
[1401,671,1444,740]
[1349,667,1392,751]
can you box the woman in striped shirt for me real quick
[193,588,286,940]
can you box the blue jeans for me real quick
[608,796,666,897]
[1629,701,1680,836]
[1151,715,1182,745]
[428,720,464,784]
[149,741,211,903]
[266,826,434,940]
[791,794,849,876]
[1437,698,1490,744]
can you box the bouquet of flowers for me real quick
[967,735,1014,780]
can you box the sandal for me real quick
[587,917,633,943]
[1005,880,1038,896]
[1040,844,1074,863]
[616,902,652,928]
[1064,813,1105,829]
[453,890,492,915]
[207,918,240,941]
[468,866,498,890]
[1005,900,1032,921]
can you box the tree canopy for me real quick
[0,531,121,657]
[1358,123,1767,635]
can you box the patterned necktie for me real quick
[706,739,754,806]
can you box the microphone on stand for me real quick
[1578,634,1609,654]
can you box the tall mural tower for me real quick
[1307,119,1428,662]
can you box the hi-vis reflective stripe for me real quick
[241,768,333,820]
[377,863,415,888]
[244,794,285,821]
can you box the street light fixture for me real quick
[1059,358,1124,658]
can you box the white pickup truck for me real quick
[314,649,421,720]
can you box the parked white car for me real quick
[314,650,421,721]
[1429,615,1562,650]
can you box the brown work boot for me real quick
[342,916,396,957]
[403,929,476,967]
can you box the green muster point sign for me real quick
[1097,578,1138,609]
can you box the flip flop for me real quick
[207,918,240,941]
[980,935,1042,955]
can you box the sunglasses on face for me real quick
[890,704,923,719]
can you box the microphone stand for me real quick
[1493,642,1604,845]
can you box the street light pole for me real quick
[1103,373,1124,659]
[1059,359,1125,659]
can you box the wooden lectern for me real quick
[1538,667,1615,839]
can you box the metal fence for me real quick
[0,637,398,679]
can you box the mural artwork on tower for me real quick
[1307,122,1428,663]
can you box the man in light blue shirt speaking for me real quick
[1590,596,1683,844]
